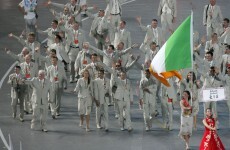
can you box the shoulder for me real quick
[9,74,15,77]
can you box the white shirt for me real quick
[50,43,63,61]
[111,0,120,14]
[162,0,172,14]
[152,28,159,44]
[20,0,37,19]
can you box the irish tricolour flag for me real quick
[149,13,193,87]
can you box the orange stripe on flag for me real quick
[149,66,182,87]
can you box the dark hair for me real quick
[150,41,156,46]
[210,66,215,70]
[15,65,21,70]
[226,45,230,50]
[145,69,150,73]
[186,71,196,83]
[205,108,213,118]
[91,53,97,57]
[223,18,229,23]
[183,90,191,101]
[55,35,62,42]
[152,19,158,22]
[206,51,213,57]
[108,44,115,50]
[50,49,56,54]
[51,56,58,60]
[99,69,104,74]
[52,20,58,25]
[121,20,126,25]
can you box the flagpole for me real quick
[190,10,194,71]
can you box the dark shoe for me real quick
[52,115,56,119]
[24,111,29,114]
[42,129,48,132]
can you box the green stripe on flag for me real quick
[165,16,192,71]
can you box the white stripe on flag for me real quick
[151,44,166,73]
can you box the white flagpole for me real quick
[0,128,10,150]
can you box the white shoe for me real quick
[97,124,102,129]
[145,127,150,131]
[86,128,90,132]
[42,129,48,132]
[115,114,119,119]
[120,127,125,131]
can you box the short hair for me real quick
[15,65,21,70]
[38,70,46,75]
[28,32,35,37]
[121,20,126,25]
[119,42,124,46]
[145,69,150,73]
[206,51,213,57]
[226,45,230,50]
[223,18,229,23]
[50,49,57,54]
[211,33,218,37]
[51,56,58,60]
[210,66,215,70]
[152,19,158,22]
[99,9,105,13]
[91,53,98,57]
[55,35,62,42]
[150,41,157,46]
[52,20,58,25]
[98,69,104,74]
[73,20,79,24]
[108,44,115,50]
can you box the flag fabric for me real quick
[150,13,193,87]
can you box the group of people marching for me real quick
[5,0,229,149]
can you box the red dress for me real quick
[199,117,225,150]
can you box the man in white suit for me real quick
[139,69,157,131]
[93,69,110,131]
[161,78,176,131]
[20,54,38,114]
[59,21,85,82]
[48,0,83,26]
[197,66,222,119]
[114,20,131,49]
[5,47,30,64]
[107,68,133,131]
[8,66,26,122]
[203,0,223,40]
[37,20,60,47]
[157,0,177,39]
[47,56,67,118]
[74,42,92,77]
[48,34,70,69]
[85,8,109,50]
[218,18,230,46]
[136,17,164,48]
[26,70,51,132]
[9,32,41,67]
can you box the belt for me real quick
[110,13,120,15]
[70,45,79,49]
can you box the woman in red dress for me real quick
[199,108,225,150]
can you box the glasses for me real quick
[115,65,121,67]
